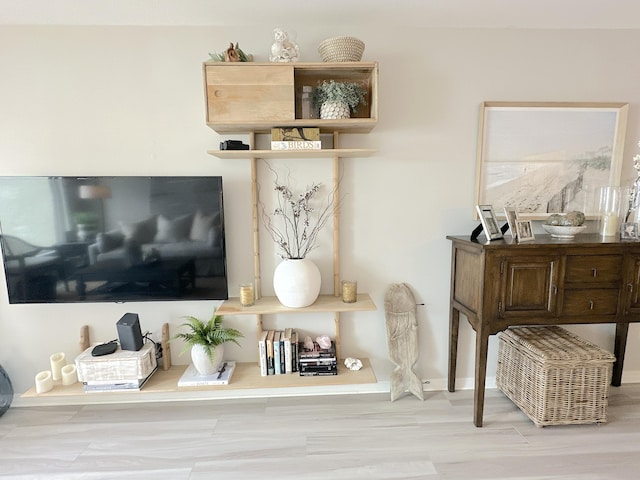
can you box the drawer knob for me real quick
[589,300,594,310]
[592,268,598,277]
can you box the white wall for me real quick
[1,17,640,394]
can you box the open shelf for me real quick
[217,293,376,316]
[20,359,378,404]
[207,148,376,159]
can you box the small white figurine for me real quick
[269,28,299,63]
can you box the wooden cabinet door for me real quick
[499,255,559,318]
[204,64,294,124]
[623,254,640,315]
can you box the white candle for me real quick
[239,283,254,306]
[61,364,78,386]
[35,370,54,394]
[601,213,619,237]
[49,352,66,381]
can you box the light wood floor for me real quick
[2,384,640,479]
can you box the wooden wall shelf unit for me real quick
[205,60,379,383]
[447,234,640,427]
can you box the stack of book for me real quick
[83,367,157,393]
[271,127,321,150]
[298,341,337,376]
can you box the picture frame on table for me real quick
[475,102,628,220]
[476,204,503,240]
[621,222,639,240]
[516,220,535,242]
[504,206,519,239]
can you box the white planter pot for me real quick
[191,344,224,376]
[320,101,351,119]
[273,258,321,308]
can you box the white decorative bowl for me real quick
[542,224,587,239]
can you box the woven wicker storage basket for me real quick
[318,36,365,62]
[75,342,157,383]
[496,326,615,427]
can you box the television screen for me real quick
[0,176,228,304]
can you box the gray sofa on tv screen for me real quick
[87,211,224,276]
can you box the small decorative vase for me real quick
[191,344,224,376]
[273,258,321,308]
[0,364,13,417]
[320,101,350,120]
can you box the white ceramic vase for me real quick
[273,258,321,308]
[320,101,350,119]
[191,344,224,376]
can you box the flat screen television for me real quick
[0,176,228,304]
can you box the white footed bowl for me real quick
[542,224,587,239]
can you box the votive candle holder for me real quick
[341,280,358,303]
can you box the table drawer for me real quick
[561,289,619,316]
[564,255,622,284]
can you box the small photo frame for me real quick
[476,204,503,240]
[621,222,638,240]
[516,220,535,242]
[504,207,519,239]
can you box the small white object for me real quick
[35,370,54,394]
[316,335,332,350]
[344,357,362,371]
[49,352,66,381]
[61,364,78,386]
[269,28,299,63]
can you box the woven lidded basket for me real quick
[318,36,365,62]
[496,326,615,427]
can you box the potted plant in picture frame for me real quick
[313,79,367,119]
[172,310,243,376]
[259,166,337,308]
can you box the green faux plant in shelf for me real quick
[313,80,367,113]
[173,311,243,360]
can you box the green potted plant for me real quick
[313,80,367,120]
[172,310,243,375]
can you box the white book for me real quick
[273,331,282,375]
[283,328,293,374]
[258,330,268,377]
[177,361,236,387]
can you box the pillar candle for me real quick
[601,213,619,237]
[49,352,66,381]
[35,371,54,394]
[61,364,78,386]
[240,283,254,306]
[341,280,358,303]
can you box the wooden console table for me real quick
[447,234,640,427]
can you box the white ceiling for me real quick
[1,0,640,29]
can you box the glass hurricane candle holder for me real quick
[341,280,358,303]
[239,283,254,307]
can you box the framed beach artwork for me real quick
[475,102,628,220]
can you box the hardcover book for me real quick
[83,366,157,392]
[283,328,293,374]
[271,127,321,150]
[258,330,268,377]
[273,331,282,375]
[177,361,236,387]
[266,330,275,375]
